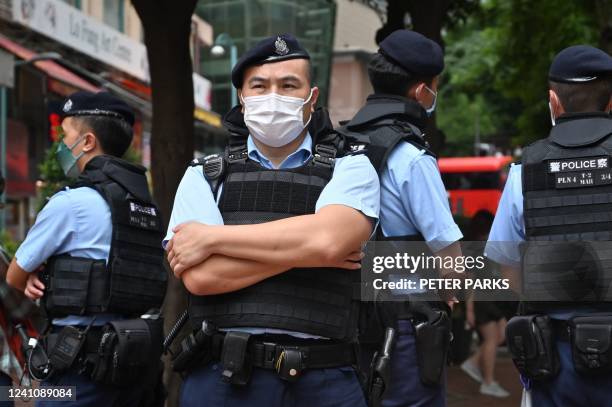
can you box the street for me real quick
[448,351,522,407]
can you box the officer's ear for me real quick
[81,132,98,154]
[549,89,565,119]
[307,86,319,112]
[413,82,431,108]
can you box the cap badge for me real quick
[274,36,289,56]
[63,99,73,112]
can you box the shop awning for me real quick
[0,33,100,93]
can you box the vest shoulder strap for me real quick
[337,120,435,174]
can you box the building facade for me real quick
[327,0,382,125]
[197,0,336,115]
[0,0,221,240]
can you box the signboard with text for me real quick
[12,0,150,82]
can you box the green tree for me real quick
[438,0,603,155]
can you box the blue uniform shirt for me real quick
[485,163,604,319]
[379,142,462,252]
[485,163,525,267]
[15,187,118,326]
[165,133,380,337]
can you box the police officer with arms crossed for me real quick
[486,46,612,406]
[165,34,379,407]
[6,92,167,406]
[335,29,464,406]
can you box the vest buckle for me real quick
[313,144,337,169]
[227,148,248,163]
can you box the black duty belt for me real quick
[551,319,571,342]
[208,333,356,370]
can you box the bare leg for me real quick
[477,321,499,385]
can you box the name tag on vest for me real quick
[548,156,612,189]
[129,202,159,229]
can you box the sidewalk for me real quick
[448,353,522,407]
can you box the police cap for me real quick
[231,34,310,88]
[60,91,135,126]
[378,29,444,77]
[549,45,612,83]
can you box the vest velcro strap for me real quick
[313,144,337,169]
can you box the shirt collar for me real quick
[247,133,313,169]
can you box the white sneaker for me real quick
[479,381,510,398]
[460,359,483,383]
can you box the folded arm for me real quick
[181,255,290,296]
[171,205,367,294]
[170,204,372,273]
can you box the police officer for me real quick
[6,92,167,406]
[165,34,379,406]
[336,29,463,406]
[486,45,612,406]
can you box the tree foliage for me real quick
[439,0,603,155]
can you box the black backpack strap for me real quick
[190,153,227,198]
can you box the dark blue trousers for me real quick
[36,371,147,407]
[361,320,446,407]
[181,362,366,407]
[531,340,612,407]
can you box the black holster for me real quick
[367,327,396,407]
[171,320,218,374]
[413,308,451,387]
[569,314,612,375]
[91,315,164,387]
[506,315,559,380]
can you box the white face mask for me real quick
[242,89,314,148]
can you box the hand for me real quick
[167,222,216,277]
[24,273,45,300]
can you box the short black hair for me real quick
[367,53,433,96]
[549,74,612,113]
[73,116,133,157]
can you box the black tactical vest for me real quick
[43,155,168,318]
[337,94,435,241]
[521,113,612,306]
[188,108,361,340]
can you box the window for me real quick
[62,0,81,9]
[103,0,125,32]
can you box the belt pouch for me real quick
[506,315,559,380]
[221,331,252,386]
[569,315,612,375]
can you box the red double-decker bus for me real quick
[438,156,513,219]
